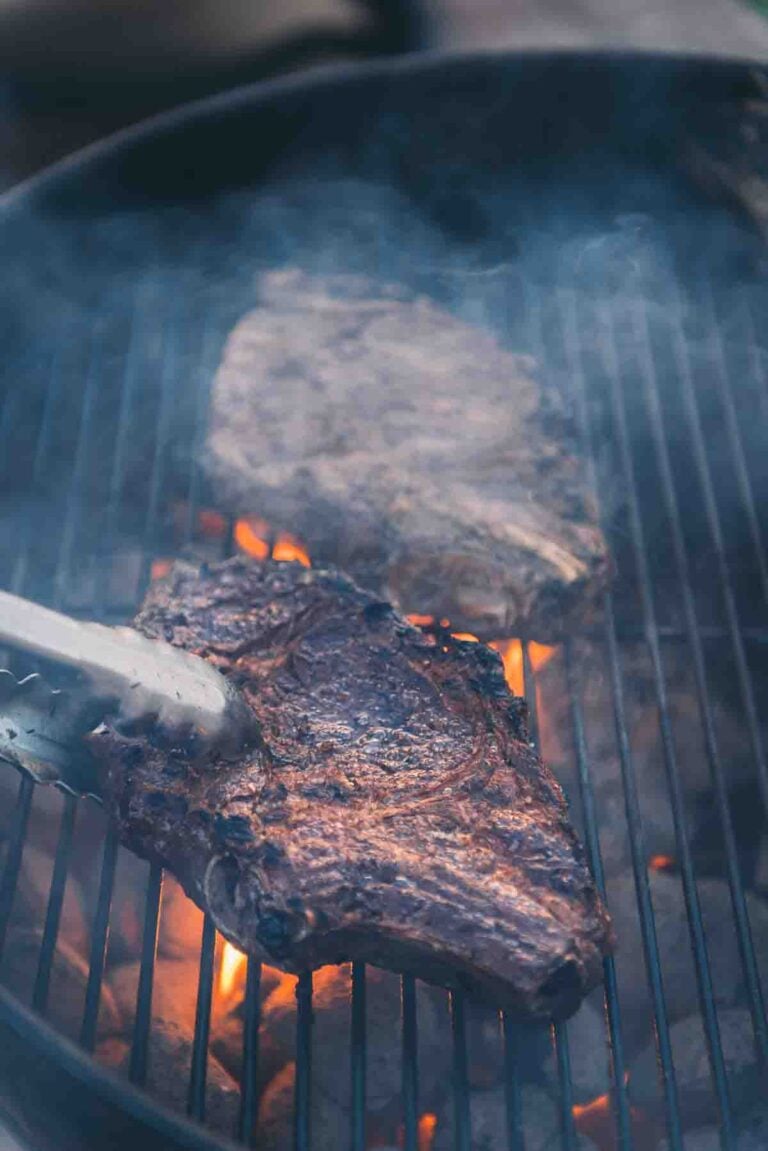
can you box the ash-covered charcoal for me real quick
[258,965,445,1116]
[97,1023,240,1138]
[631,1008,762,1130]
[607,872,768,1051]
[433,1083,598,1151]
[657,1103,768,1151]
[13,842,88,957]
[0,927,122,1040]
[257,1062,347,1151]
[89,558,612,1020]
[107,956,244,1078]
[205,270,609,641]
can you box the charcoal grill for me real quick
[0,50,767,1151]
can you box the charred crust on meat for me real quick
[89,557,612,1020]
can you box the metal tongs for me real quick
[0,590,259,798]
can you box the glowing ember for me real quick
[450,632,479,643]
[272,533,311,567]
[150,559,172,582]
[406,614,436,627]
[219,940,247,999]
[417,1112,438,1151]
[197,508,228,539]
[572,1089,613,1148]
[648,854,676,872]
[234,518,270,559]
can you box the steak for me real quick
[90,558,612,1019]
[205,270,610,641]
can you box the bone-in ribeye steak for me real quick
[205,270,610,640]
[91,559,612,1019]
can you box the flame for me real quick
[571,1075,653,1151]
[234,518,270,559]
[272,533,311,567]
[234,519,311,566]
[489,639,557,697]
[573,1090,614,1150]
[219,941,247,999]
[572,1090,612,1124]
[490,639,525,696]
[406,614,436,627]
[450,632,479,643]
[418,1113,438,1151]
[150,558,172,581]
[649,854,675,872]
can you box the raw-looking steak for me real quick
[91,559,612,1019]
[205,270,610,641]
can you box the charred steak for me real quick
[205,270,610,640]
[91,559,612,1019]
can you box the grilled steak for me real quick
[90,558,611,1019]
[205,270,610,641]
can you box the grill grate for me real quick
[0,52,767,1151]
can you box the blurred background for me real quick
[2,0,768,192]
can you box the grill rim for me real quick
[0,46,767,1151]
[0,46,767,220]
[0,983,244,1151]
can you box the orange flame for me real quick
[450,632,480,643]
[572,1075,653,1151]
[272,533,311,567]
[649,854,675,872]
[219,941,247,999]
[406,614,436,627]
[573,1090,614,1150]
[150,559,172,582]
[489,639,557,697]
[418,1112,438,1151]
[234,518,270,560]
[234,519,311,566]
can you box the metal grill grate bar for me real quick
[521,641,579,1151]
[80,826,119,1052]
[0,774,34,961]
[631,292,768,1068]
[558,284,684,1151]
[294,970,314,1151]
[502,1014,524,1151]
[564,642,632,1151]
[188,914,217,1122]
[10,342,64,595]
[32,792,78,1014]
[701,278,768,612]
[596,294,736,1147]
[669,280,768,820]
[129,862,164,1087]
[350,961,367,1151]
[401,974,419,1151]
[449,989,471,1151]
[239,957,263,1146]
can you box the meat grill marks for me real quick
[90,558,611,1020]
[205,270,610,641]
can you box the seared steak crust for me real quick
[91,559,611,1019]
